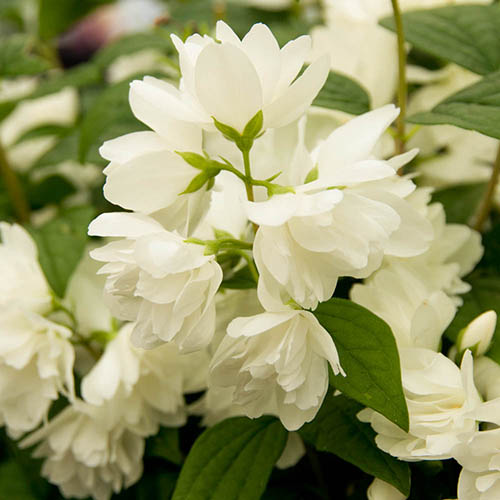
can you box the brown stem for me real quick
[0,139,30,223]
[391,0,408,164]
[473,142,500,232]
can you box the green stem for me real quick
[473,142,500,232]
[391,0,408,161]
[0,139,30,223]
[242,148,255,203]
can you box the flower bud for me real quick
[457,310,497,356]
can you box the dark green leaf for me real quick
[147,427,183,466]
[28,175,76,208]
[444,274,500,364]
[28,205,96,297]
[172,416,287,500]
[431,183,487,224]
[408,70,500,140]
[0,461,37,500]
[380,5,500,75]
[0,35,50,77]
[313,71,371,115]
[314,298,409,431]
[300,393,411,496]
[30,132,79,171]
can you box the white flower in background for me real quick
[131,21,329,133]
[209,309,343,431]
[88,212,222,352]
[367,478,407,500]
[249,105,433,310]
[21,401,146,500]
[0,306,74,438]
[474,357,500,402]
[1,87,78,172]
[0,222,52,313]
[457,311,496,357]
[351,262,456,351]
[359,350,500,461]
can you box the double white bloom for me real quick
[89,213,222,351]
[210,309,343,431]
[249,105,433,311]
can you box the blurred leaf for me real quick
[0,35,50,76]
[38,0,113,40]
[431,182,487,224]
[300,393,411,496]
[14,125,72,146]
[78,77,149,164]
[30,132,79,171]
[314,298,409,432]
[0,461,37,500]
[313,71,371,115]
[380,4,500,75]
[147,427,183,466]
[93,32,173,69]
[28,205,96,297]
[172,416,287,500]
[28,175,76,208]
[408,70,500,140]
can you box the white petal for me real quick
[100,131,167,164]
[88,212,163,238]
[245,193,297,226]
[275,36,311,96]
[227,311,297,338]
[195,43,263,133]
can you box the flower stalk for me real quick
[391,0,408,162]
[473,142,500,232]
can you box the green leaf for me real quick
[0,461,37,500]
[78,78,148,164]
[431,183,487,225]
[93,31,173,70]
[313,71,371,115]
[146,427,183,466]
[28,175,76,208]
[0,35,50,77]
[313,298,409,432]
[31,132,79,171]
[221,265,257,290]
[380,4,500,75]
[444,274,500,364]
[14,125,72,146]
[408,70,500,140]
[172,416,287,500]
[28,205,96,297]
[300,393,411,496]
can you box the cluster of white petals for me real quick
[89,213,222,351]
[0,224,75,437]
[359,350,500,461]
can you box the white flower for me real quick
[455,428,500,500]
[21,402,146,500]
[351,262,456,351]
[131,21,329,133]
[248,105,433,310]
[81,323,208,429]
[0,222,52,313]
[100,126,210,236]
[367,478,407,500]
[474,356,500,402]
[209,309,343,431]
[88,212,222,352]
[359,350,499,461]
[0,306,74,438]
[458,311,496,357]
